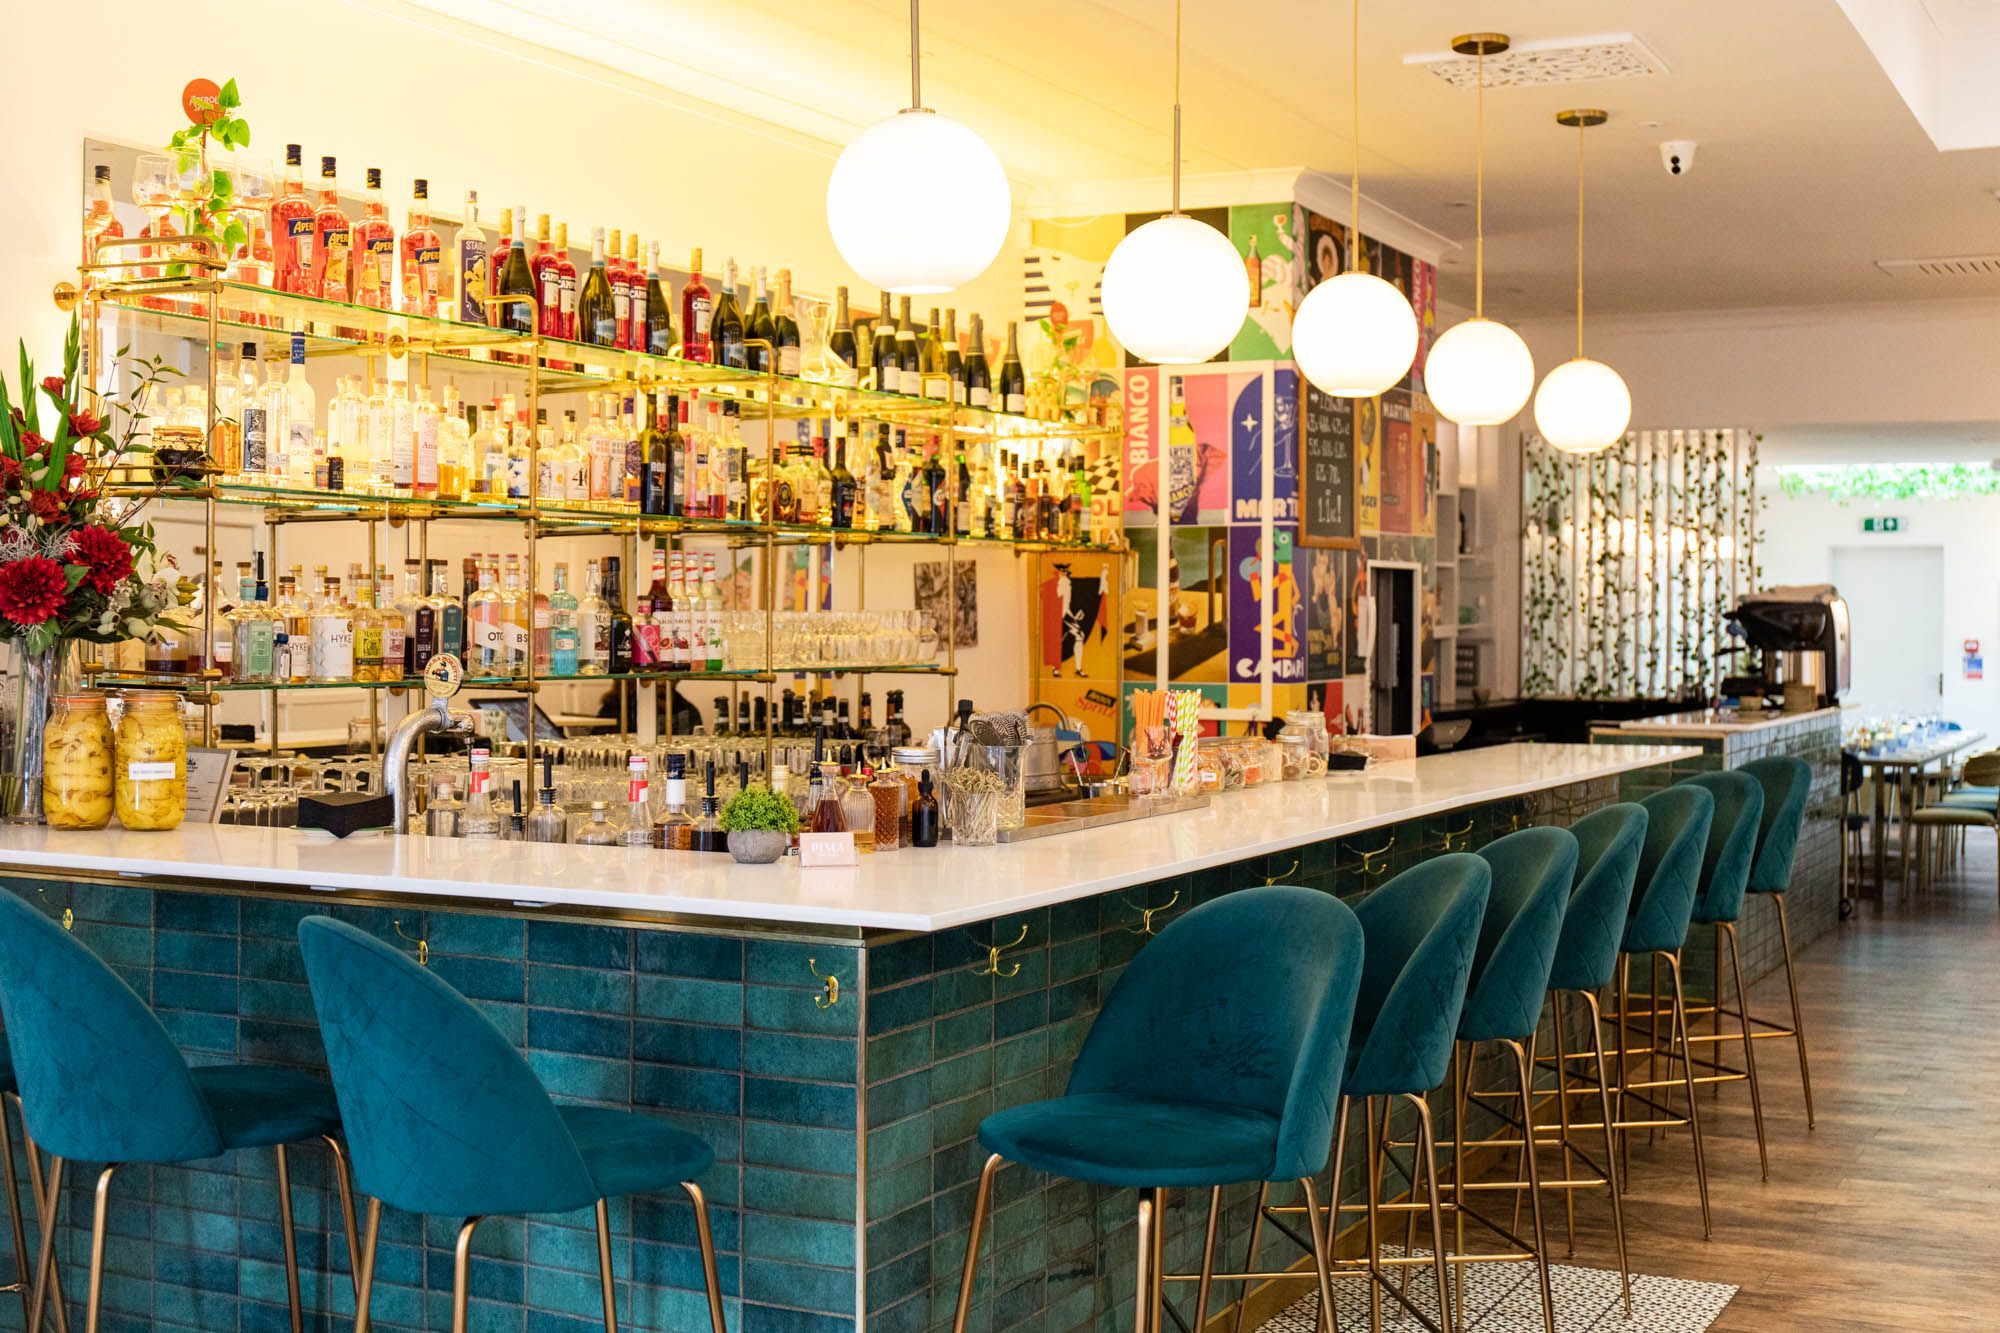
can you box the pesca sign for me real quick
[181,78,225,126]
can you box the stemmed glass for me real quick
[132,153,174,280]
[227,154,274,280]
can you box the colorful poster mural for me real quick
[1033,550,1118,681]
[1123,367,1231,525]
[1414,401,1438,538]
[1303,545,1353,680]
[1378,390,1414,535]
[1230,202,1304,361]
[1356,393,1382,534]
[1228,366,1299,525]
[1122,525,1230,683]
[1304,210,1350,290]
[1228,526,1307,685]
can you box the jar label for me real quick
[126,761,177,781]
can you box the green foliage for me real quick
[1773,462,2000,504]
[720,785,801,834]
[165,77,252,273]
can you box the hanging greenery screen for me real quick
[1522,429,1762,699]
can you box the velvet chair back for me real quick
[1548,804,1648,992]
[1346,853,1492,1097]
[1681,771,1765,926]
[1460,827,1579,1043]
[1624,785,1714,954]
[1741,757,1811,895]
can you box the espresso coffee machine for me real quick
[1722,585,1852,708]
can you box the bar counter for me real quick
[0,741,1693,1333]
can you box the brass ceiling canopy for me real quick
[1451,33,1511,57]
[1556,108,1610,129]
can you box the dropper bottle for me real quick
[524,752,568,843]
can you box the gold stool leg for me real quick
[1364,1097,1384,1333]
[1133,1190,1156,1333]
[1230,1180,1270,1333]
[952,1155,1001,1333]
[1451,1043,1467,1328]
[0,1093,35,1330]
[683,1183,728,1333]
[322,1135,363,1304]
[594,1199,620,1333]
[1407,1092,1453,1333]
[274,1145,303,1332]
[1772,895,1815,1129]
[1662,951,1712,1239]
[1151,1189,1168,1331]
[25,1156,62,1333]
[12,1095,68,1333]
[82,1167,114,1333]
[1299,1176,1340,1333]
[449,1215,483,1333]
[1550,994,1577,1256]
[1507,1040,1556,1333]
[1579,990,1632,1316]
[1721,921,1770,1180]
[1615,956,1632,1186]
[1194,1186,1222,1331]
[352,1197,381,1333]
[1317,1100,1353,1333]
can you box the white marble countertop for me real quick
[1595,707,1840,738]
[0,742,1696,933]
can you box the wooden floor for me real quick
[1552,843,2000,1330]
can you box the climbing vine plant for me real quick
[1521,429,1760,700]
[1772,462,2000,503]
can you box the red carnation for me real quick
[40,376,62,394]
[68,524,133,594]
[68,410,102,437]
[0,556,69,627]
[26,490,65,523]
[18,431,45,457]
[63,453,87,479]
[0,457,17,487]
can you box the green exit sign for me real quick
[1862,516,1903,533]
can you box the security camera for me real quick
[1660,140,1697,176]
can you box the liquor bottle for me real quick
[895,297,920,391]
[920,308,949,400]
[235,212,274,289]
[953,441,973,537]
[388,372,416,492]
[944,309,967,405]
[652,752,694,849]
[495,204,536,335]
[663,552,689,670]
[547,561,580,675]
[807,429,834,526]
[639,390,672,516]
[531,214,560,336]
[485,208,514,330]
[412,380,440,495]
[828,286,858,386]
[721,402,749,521]
[235,341,267,478]
[619,395,643,508]
[287,566,318,683]
[432,560,463,663]
[965,314,992,409]
[926,438,951,536]
[604,556,634,674]
[690,761,729,853]
[348,563,382,682]
[310,573,354,683]
[282,333,315,485]
[623,232,645,349]
[530,560,552,674]
[525,755,567,844]
[576,226,616,347]
[681,247,713,362]
[229,564,271,684]
[272,145,315,295]
[774,270,802,377]
[701,554,725,671]
[746,266,777,373]
[713,259,746,368]
[604,227,630,348]
[503,403,532,501]
[1244,232,1262,308]
[466,561,505,677]
[353,168,396,309]
[401,178,443,316]
[456,189,489,324]
[458,748,503,840]
[682,396,709,520]
[871,293,898,392]
[83,164,125,269]
[899,435,925,534]
[831,428,858,530]
[578,558,610,676]
[311,156,353,302]
[380,567,410,679]
[407,559,437,674]
[553,222,578,339]
[500,554,531,677]
[999,321,1028,414]
[661,395,686,517]
[642,241,673,355]
[635,548,666,668]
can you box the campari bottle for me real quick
[271,144,315,295]
[311,156,353,303]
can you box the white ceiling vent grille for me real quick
[1875,254,2000,278]
[1405,33,1668,89]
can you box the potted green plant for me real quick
[720,784,799,864]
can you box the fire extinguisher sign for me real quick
[1965,639,1983,681]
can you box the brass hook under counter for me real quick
[1126,889,1182,937]
[806,957,841,1009]
[1262,859,1301,887]
[1358,836,1397,875]
[974,924,1031,978]
[1440,819,1476,851]
[33,887,72,932]
[391,921,429,967]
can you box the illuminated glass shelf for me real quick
[88,662,950,693]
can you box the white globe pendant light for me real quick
[1532,109,1631,454]
[1099,0,1246,365]
[825,0,1011,294]
[1293,0,1418,398]
[1426,34,1535,427]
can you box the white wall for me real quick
[1760,481,1997,736]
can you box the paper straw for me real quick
[1172,690,1201,791]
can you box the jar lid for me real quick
[891,746,940,766]
[54,691,107,708]
[120,690,182,709]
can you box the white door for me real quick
[1831,545,1943,718]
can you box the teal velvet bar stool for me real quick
[1427,826,1578,1333]
[1737,756,1818,1128]
[0,889,357,1333]
[1257,853,1490,1333]
[1609,783,1715,1237]
[1673,770,1771,1180]
[951,887,1364,1333]
[296,916,728,1333]
[1529,803,1647,1316]
[0,1041,70,1332]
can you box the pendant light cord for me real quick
[1171,0,1183,213]
[1575,120,1586,358]
[1349,0,1363,273]
[1474,45,1486,319]
[909,0,922,109]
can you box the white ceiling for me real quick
[399,0,2000,318]
[1760,419,2000,464]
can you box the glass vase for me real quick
[4,643,76,826]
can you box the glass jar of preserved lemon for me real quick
[43,692,114,829]
[115,692,187,830]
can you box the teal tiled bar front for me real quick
[0,742,1693,1332]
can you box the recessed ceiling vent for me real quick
[1875,254,2000,278]
[1406,33,1668,89]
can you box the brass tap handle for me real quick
[806,957,841,1009]
[974,924,1031,978]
